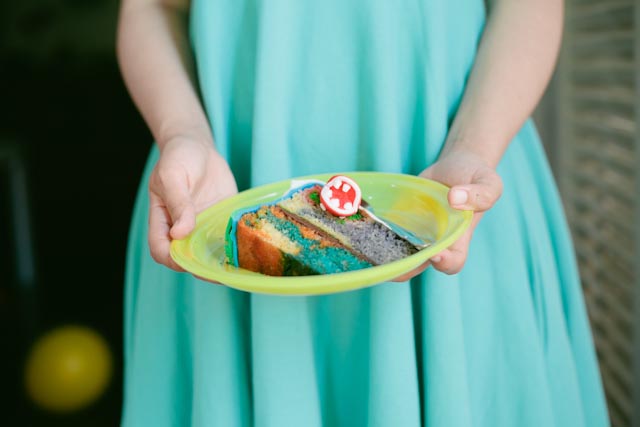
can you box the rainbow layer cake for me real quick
[224,175,421,276]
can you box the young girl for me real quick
[117,0,609,425]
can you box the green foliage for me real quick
[309,191,320,205]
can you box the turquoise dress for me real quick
[122,1,609,426]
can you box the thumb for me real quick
[169,203,196,240]
[448,170,503,212]
[159,173,197,239]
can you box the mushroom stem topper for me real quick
[320,175,362,217]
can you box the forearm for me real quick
[116,0,212,148]
[443,0,563,167]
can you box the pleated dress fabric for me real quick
[122,1,610,426]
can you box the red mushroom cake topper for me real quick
[320,175,362,217]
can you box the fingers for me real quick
[429,212,482,275]
[148,192,187,272]
[392,261,431,282]
[429,229,472,275]
[393,227,472,279]
[193,273,223,285]
[448,170,503,212]
[394,214,477,278]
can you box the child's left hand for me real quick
[393,149,503,280]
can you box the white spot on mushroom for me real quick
[344,202,353,211]
[342,184,351,193]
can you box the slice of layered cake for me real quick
[224,176,422,276]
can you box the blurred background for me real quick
[1,0,149,425]
[0,0,638,426]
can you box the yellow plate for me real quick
[170,172,472,295]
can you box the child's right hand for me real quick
[148,136,238,270]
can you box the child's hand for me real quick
[422,150,503,274]
[393,150,502,281]
[148,136,238,271]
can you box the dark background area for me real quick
[1,0,150,425]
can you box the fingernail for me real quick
[450,189,468,205]
[431,256,442,263]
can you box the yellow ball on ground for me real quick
[25,325,113,412]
